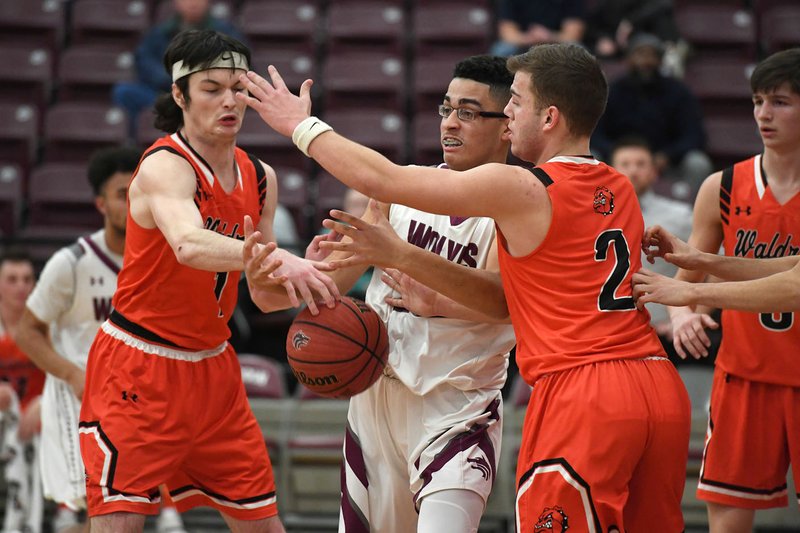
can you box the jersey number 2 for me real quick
[594,230,636,312]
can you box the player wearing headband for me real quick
[77,29,337,533]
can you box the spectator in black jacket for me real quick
[592,33,712,191]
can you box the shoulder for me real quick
[134,148,196,191]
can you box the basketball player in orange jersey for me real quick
[633,225,800,312]
[238,43,691,531]
[78,29,339,533]
[644,48,800,532]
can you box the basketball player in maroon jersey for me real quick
[239,43,690,532]
[78,29,338,533]
[634,225,800,312]
[641,47,800,533]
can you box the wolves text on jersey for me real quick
[406,220,479,267]
[204,217,245,241]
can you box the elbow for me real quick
[173,240,202,266]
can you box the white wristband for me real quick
[291,116,333,157]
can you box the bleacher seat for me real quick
[412,55,460,114]
[0,45,53,111]
[675,4,757,60]
[251,48,316,92]
[411,112,443,167]
[322,109,406,162]
[135,111,162,148]
[16,225,87,274]
[0,0,65,55]
[321,52,405,110]
[70,0,150,48]
[314,171,350,230]
[239,2,319,54]
[412,4,492,57]
[0,163,24,238]
[684,57,755,116]
[759,5,800,55]
[43,102,129,163]
[281,387,348,519]
[273,166,311,240]
[57,46,135,102]
[27,162,101,230]
[0,103,39,173]
[325,2,406,54]
[704,114,762,169]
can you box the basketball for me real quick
[285,297,389,399]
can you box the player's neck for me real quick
[539,137,592,165]
[762,148,800,185]
[103,225,125,256]
[0,305,21,336]
[180,127,237,187]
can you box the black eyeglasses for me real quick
[438,104,507,122]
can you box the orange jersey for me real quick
[497,157,664,384]
[113,133,266,350]
[718,155,800,386]
[0,328,45,409]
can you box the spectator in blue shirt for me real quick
[490,0,586,57]
[112,0,244,140]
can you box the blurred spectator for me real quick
[0,247,44,533]
[592,33,712,192]
[112,0,245,139]
[490,0,586,57]
[584,0,681,60]
[611,137,691,342]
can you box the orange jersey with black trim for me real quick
[0,326,45,409]
[112,133,266,350]
[718,155,800,386]
[497,157,665,384]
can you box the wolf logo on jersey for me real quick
[593,186,615,216]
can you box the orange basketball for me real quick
[286,297,389,399]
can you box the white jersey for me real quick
[365,189,516,395]
[24,229,121,509]
[26,230,121,368]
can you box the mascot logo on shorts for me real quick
[593,186,615,216]
[534,506,569,532]
[291,331,311,350]
[467,456,491,481]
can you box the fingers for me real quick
[242,70,273,101]
[329,209,366,229]
[305,259,336,272]
[243,229,262,262]
[299,78,313,101]
[267,65,287,91]
[244,214,254,238]
[700,314,720,330]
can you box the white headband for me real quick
[171,51,249,82]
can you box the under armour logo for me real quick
[467,456,491,481]
[90,276,104,286]
[121,390,138,402]
[735,205,752,216]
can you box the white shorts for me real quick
[339,375,502,533]
[40,376,85,510]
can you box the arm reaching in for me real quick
[320,202,508,320]
[633,266,800,313]
[643,225,800,281]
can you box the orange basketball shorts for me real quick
[515,357,690,533]
[79,322,279,519]
[697,368,800,509]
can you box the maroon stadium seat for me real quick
[0,0,65,55]
[412,4,492,57]
[239,1,319,54]
[0,45,53,111]
[57,45,135,102]
[326,2,405,54]
[27,162,102,230]
[0,103,39,172]
[0,163,24,237]
[322,51,406,110]
[70,0,150,48]
[43,102,128,163]
[675,4,757,59]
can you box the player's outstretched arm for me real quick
[16,309,85,400]
[634,264,800,312]
[236,68,525,222]
[643,225,800,281]
[320,203,509,320]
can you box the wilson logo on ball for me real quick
[291,331,310,350]
[291,368,339,387]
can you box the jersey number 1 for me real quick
[214,272,229,317]
[594,229,636,312]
